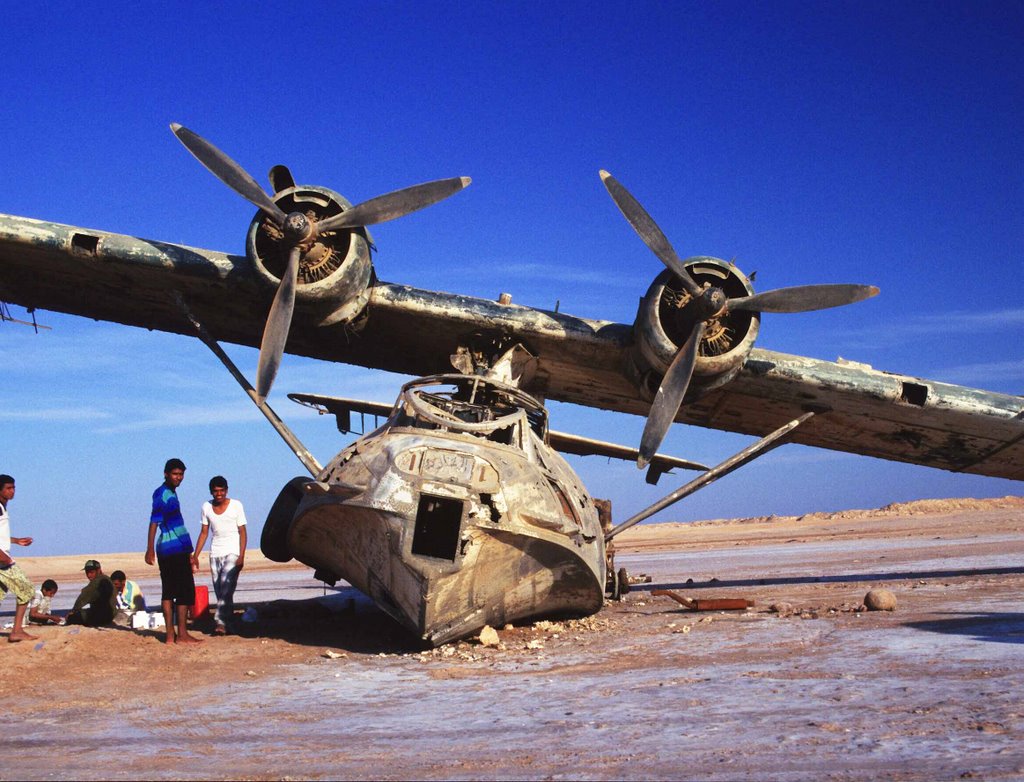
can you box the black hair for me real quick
[110,570,126,581]
[209,475,228,492]
[164,458,186,473]
[0,474,13,489]
[41,579,58,592]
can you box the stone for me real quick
[864,588,897,611]
[478,625,500,647]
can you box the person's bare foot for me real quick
[8,629,38,643]
[175,633,203,644]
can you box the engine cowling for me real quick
[245,184,374,327]
[630,256,760,401]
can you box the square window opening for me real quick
[412,494,464,560]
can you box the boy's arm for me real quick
[145,523,158,566]
[29,604,60,624]
[12,536,33,546]
[237,526,247,569]
[192,525,209,563]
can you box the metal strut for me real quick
[605,411,816,541]
[173,293,322,477]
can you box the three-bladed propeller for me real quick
[599,170,878,469]
[171,123,470,401]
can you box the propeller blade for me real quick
[599,170,701,297]
[727,284,880,314]
[170,123,287,223]
[268,164,296,194]
[638,321,706,469]
[256,246,301,401]
[316,176,471,233]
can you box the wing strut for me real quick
[173,293,322,477]
[605,412,816,542]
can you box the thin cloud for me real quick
[844,308,1024,344]
[93,404,267,434]
[924,359,1024,388]
[0,407,113,422]
[433,259,637,290]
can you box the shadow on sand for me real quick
[901,612,1024,645]
[223,587,424,654]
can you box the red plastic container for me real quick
[190,585,209,619]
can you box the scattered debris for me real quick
[626,573,652,585]
[525,639,544,650]
[322,650,346,659]
[533,620,562,632]
[652,589,754,611]
[769,602,794,618]
[864,588,897,611]
[478,625,500,647]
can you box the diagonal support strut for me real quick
[605,412,816,542]
[173,292,322,477]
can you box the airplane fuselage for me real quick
[276,375,607,645]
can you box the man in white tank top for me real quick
[191,475,247,634]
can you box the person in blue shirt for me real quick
[145,458,202,645]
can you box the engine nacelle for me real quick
[245,184,374,327]
[630,257,760,401]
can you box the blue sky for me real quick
[1,2,1022,556]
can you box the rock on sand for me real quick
[864,588,897,611]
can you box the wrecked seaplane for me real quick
[261,370,700,645]
[2,123,887,645]
[156,125,869,645]
[147,124,714,645]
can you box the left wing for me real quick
[2,212,1023,481]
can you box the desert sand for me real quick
[2,496,1023,780]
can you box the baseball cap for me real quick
[83,559,101,571]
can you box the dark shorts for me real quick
[157,551,196,605]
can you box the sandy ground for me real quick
[2,496,1023,780]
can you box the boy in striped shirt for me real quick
[145,458,202,645]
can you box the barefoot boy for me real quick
[145,459,202,645]
[0,474,38,642]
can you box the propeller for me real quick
[171,123,471,401]
[599,170,879,468]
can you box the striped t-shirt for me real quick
[150,484,194,557]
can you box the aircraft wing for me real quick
[2,212,1023,481]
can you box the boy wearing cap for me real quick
[65,560,116,627]
[0,474,37,642]
[145,458,201,645]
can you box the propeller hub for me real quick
[283,211,313,243]
[697,286,728,320]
